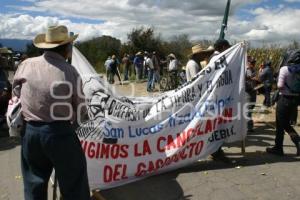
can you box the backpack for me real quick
[285,50,300,94]
[6,97,23,137]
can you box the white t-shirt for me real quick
[278,66,298,96]
[186,59,200,82]
[145,57,154,69]
[168,59,178,71]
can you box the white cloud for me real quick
[237,8,300,44]
[0,0,300,46]
[284,0,300,2]
[0,14,104,41]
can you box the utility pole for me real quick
[219,0,231,39]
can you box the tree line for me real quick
[25,26,300,73]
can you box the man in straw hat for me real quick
[186,44,214,82]
[13,25,90,200]
[167,53,180,88]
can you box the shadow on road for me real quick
[0,136,21,151]
[101,171,187,200]
[100,122,300,200]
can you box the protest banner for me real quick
[72,42,247,190]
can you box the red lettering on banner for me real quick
[166,135,177,150]
[111,145,120,159]
[81,141,129,159]
[103,164,128,183]
[176,132,187,147]
[196,123,204,135]
[87,142,96,158]
[135,140,204,177]
[96,143,101,159]
[81,140,88,153]
[134,140,152,157]
[135,163,147,177]
[204,120,212,133]
[195,141,204,155]
[224,108,233,122]
[157,137,165,153]
[155,108,234,152]
[188,143,197,157]
[100,143,110,158]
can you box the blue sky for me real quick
[0,0,103,24]
[2,0,299,21]
[0,0,300,44]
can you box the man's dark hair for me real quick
[214,39,230,52]
[264,60,272,67]
[287,50,300,65]
[44,43,70,55]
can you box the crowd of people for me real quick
[104,37,300,160]
[104,50,169,91]
[245,49,300,157]
[1,25,300,199]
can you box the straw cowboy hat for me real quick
[0,47,12,54]
[168,53,176,59]
[136,51,143,56]
[33,25,78,49]
[189,44,214,56]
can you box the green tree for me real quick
[162,34,192,63]
[127,26,161,54]
[76,35,121,73]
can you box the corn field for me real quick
[247,41,300,72]
[248,47,285,72]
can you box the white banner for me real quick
[72,43,247,190]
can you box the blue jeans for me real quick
[246,91,257,130]
[275,96,299,148]
[135,67,142,80]
[147,69,155,91]
[263,86,272,107]
[124,65,130,81]
[154,70,160,85]
[21,121,90,200]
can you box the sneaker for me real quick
[266,146,284,156]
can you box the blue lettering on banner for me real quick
[203,96,233,114]
[104,122,125,139]
[129,124,164,138]
[167,96,234,128]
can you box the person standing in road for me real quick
[209,39,231,162]
[122,54,131,81]
[145,52,155,92]
[104,56,112,82]
[266,50,300,156]
[186,44,214,82]
[152,51,160,87]
[245,57,258,132]
[258,61,273,107]
[134,52,144,80]
[109,55,122,84]
[13,25,91,200]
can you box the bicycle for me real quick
[159,70,185,91]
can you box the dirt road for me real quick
[1,82,299,200]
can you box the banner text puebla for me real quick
[72,43,247,190]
